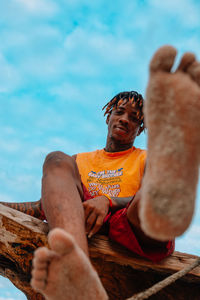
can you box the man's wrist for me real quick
[103,194,113,207]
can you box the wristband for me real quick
[104,194,113,207]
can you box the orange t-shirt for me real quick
[76,147,146,198]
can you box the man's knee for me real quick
[43,151,77,174]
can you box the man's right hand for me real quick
[83,196,110,238]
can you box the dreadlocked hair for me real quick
[102,91,145,134]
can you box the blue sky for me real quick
[0,0,200,298]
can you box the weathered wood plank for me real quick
[89,235,200,281]
[0,204,48,300]
[0,204,200,300]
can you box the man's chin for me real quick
[111,134,131,144]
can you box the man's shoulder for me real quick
[134,147,147,155]
[132,147,147,163]
[76,149,102,159]
[77,149,100,155]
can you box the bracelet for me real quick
[104,194,113,207]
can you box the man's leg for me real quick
[139,45,200,241]
[125,190,173,259]
[41,151,88,254]
[31,151,108,299]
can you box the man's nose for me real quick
[119,113,129,124]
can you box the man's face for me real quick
[106,100,141,146]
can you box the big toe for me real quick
[48,228,75,255]
[150,45,177,73]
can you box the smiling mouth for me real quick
[116,126,128,132]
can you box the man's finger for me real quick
[83,202,93,220]
[88,215,104,238]
[85,211,97,233]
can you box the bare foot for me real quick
[31,228,108,300]
[140,45,200,241]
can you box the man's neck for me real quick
[104,139,134,153]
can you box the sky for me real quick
[0,0,200,298]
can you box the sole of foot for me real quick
[140,45,200,241]
[31,228,108,300]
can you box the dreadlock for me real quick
[102,91,145,134]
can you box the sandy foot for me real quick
[140,45,200,241]
[31,228,108,300]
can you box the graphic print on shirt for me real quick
[87,168,123,197]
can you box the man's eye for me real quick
[115,110,123,115]
[131,116,137,121]
[131,116,140,123]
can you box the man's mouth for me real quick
[115,125,128,133]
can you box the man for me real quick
[2,90,174,261]
[39,87,173,257]
[29,91,174,299]
[3,45,200,299]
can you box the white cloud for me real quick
[0,139,21,153]
[176,224,200,255]
[50,82,82,100]
[48,137,87,155]
[12,175,39,189]
[0,172,41,202]
[1,25,61,52]
[0,53,21,93]
[64,28,136,67]
[18,48,65,80]
[185,225,200,238]
[0,31,27,52]
[49,81,111,107]
[14,0,58,16]
[0,126,16,135]
[0,276,26,299]
[176,37,200,59]
[0,193,14,203]
[151,0,199,27]
[28,146,50,158]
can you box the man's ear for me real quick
[106,113,111,125]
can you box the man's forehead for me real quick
[116,99,138,113]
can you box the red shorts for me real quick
[41,184,174,263]
[82,184,175,262]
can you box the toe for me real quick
[34,247,49,258]
[176,52,196,72]
[187,61,200,86]
[150,45,177,73]
[31,278,46,292]
[33,247,55,264]
[32,268,47,281]
[48,228,75,255]
[32,257,48,270]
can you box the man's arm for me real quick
[0,200,45,220]
[109,196,133,212]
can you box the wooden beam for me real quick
[0,204,200,300]
[0,204,48,300]
[89,235,200,280]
